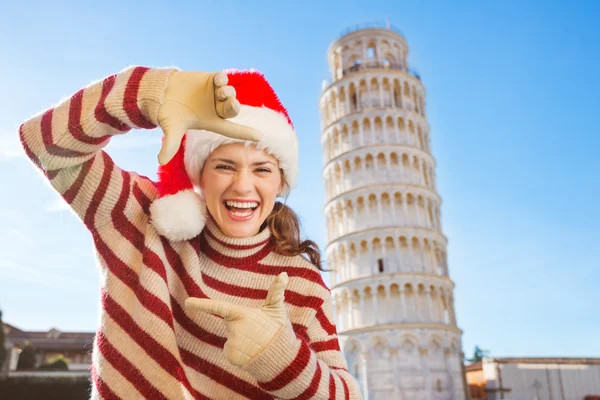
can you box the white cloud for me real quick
[44,196,71,213]
[0,128,161,162]
[0,208,29,227]
[0,257,92,293]
[106,132,161,150]
[0,223,37,259]
[0,134,24,161]
[3,228,36,250]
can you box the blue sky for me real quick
[1,0,598,359]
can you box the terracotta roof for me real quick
[491,357,600,365]
[25,340,94,351]
[4,323,27,338]
[25,331,94,340]
[465,361,482,371]
[4,323,94,351]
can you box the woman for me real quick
[19,66,362,399]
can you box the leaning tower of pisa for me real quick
[319,24,466,400]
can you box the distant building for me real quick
[319,22,465,399]
[2,323,94,377]
[466,357,600,400]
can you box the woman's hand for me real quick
[157,71,262,165]
[185,272,290,368]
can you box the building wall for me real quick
[2,324,93,376]
[484,361,600,400]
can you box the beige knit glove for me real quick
[185,272,290,368]
[157,71,263,165]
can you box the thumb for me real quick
[157,122,185,165]
[204,118,263,142]
[263,272,288,307]
[185,298,244,321]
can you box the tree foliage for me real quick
[38,354,69,371]
[16,341,36,370]
[0,309,7,370]
[466,345,489,363]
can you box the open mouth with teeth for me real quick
[223,200,260,220]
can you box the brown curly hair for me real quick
[261,201,327,271]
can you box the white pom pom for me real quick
[149,190,206,241]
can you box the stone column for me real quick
[415,288,422,321]
[415,198,422,227]
[359,123,365,146]
[444,347,457,400]
[395,239,402,274]
[425,287,434,323]
[359,291,365,327]
[344,83,351,114]
[369,243,375,275]
[449,296,458,326]
[345,245,352,280]
[360,352,370,400]
[400,288,408,322]
[407,241,416,272]
[391,347,401,399]
[398,81,403,109]
[420,347,433,400]
[342,205,348,237]
[373,290,380,325]
[420,241,427,273]
[402,198,409,227]
[347,293,354,329]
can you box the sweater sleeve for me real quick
[244,285,363,399]
[18,66,176,230]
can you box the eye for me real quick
[255,168,271,173]
[216,165,234,171]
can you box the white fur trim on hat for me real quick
[184,105,299,197]
[149,189,207,241]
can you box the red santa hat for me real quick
[149,70,299,241]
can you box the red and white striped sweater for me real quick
[19,66,361,399]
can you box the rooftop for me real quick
[337,22,405,41]
[466,357,600,370]
[4,323,95,351]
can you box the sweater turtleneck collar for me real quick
[198,217,274,267]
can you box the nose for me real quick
[230,169,253,195]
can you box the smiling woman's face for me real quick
[199,143,283,238]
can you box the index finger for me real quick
[264,272,288,307]
[205,118,263,142]
[185,298,244,321]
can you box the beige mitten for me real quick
[185,272,290,368]
[157,71,263,165]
